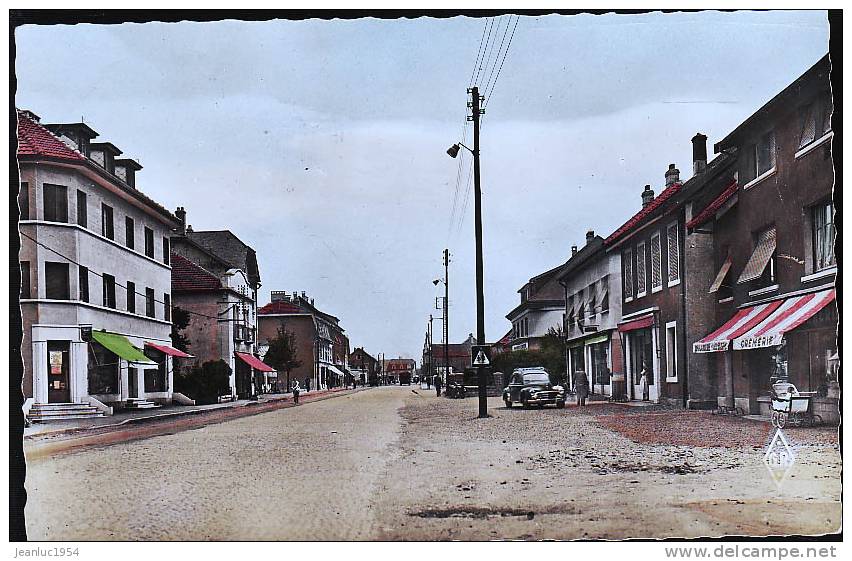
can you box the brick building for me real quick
[384,358,416,385]
[690,55,837,421]
[349,347,378,385]
[427,333,477,382]
[257,291,347,391]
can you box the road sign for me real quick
[471,345,490,366]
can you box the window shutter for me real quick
[623,249,633,299]
[667,225,680,283]
[636,243,646,295]
[650,234,662,289]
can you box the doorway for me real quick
[47,341,71,403]
[628,328,656,401]
[128,367,139,398]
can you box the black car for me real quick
[503,368,566,409]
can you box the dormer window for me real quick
[743,130,775,184]
[798,93,832,150]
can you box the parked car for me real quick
[503,367,565,409]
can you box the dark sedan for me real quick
[503,368,566,409]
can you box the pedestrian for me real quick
[639,364,649,401]
[434,375,442,397]
[575,369,589,407]
[292,380,301,405]
[305,378,311,392]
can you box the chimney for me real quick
[271,291,287,302]
[301,291,307,299]
[665,163,680,187]
[585,229,595,245]
[571,245,578,256]
[641,185,655,208]
[692,133,708,175]
[175,207,187,235]
[186,224,193,233]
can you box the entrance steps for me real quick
[124,398,161,410]
[28,402,105,422]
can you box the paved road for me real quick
[24,386,840,541]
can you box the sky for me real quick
[15,11,830,363]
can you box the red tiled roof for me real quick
[258,300,304,315]
[686,180,739,230]
[604,183,682,247]
[171,254,222,291]
[17,110,86,161]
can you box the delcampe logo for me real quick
[763,428,796,489]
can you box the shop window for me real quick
[101,203,114,240]
[590,341,611,386]
[125,216,135,249]
[20,261,30,299]
[45,261,70,300]
[78,265,89,303]
[145,287,155,318]
[665,322,677,381]
[143,347,168,393]
[636,242,647,297]
[127,281,136,313]
[144,227,154,258]
[812,201,836,271]
[76,190,87,228]
[43,184,68,223]
[102,273,116,308]
[88,343,119,395]
[623,247,634,301]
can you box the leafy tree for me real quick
[264,326,302,391]
[169,305,192,374]
[490,326,567,387]
[174,360,232,405]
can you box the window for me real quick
[88,343,119,395]
[650,232,662,291]
[578,302,585,325]
[20,261,30,299]
[738,227,777,287]
[587,285,596,317]
[19,182,29,220]
[101,204,114,240]
[600,277,610,313]
[798,94,832,150]
[126,281,136,313]
[164,293,171,321]
[102,273,116,309]
[125,216,135,249]
[813,202,836,271]
[78,265,89,303]
[667,223,680,286]
[44,262,70,299]
[145,287,155,318]
[76,190,87,228]
[43,184,68,223]
[744,130,776,183]
[144,227,154,258]
[665,322,678,382]
[589,341,610,386]
[636,242,647,297]
[163,237,170,265]
[623,248,634,301]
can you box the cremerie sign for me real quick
[734,333,783,350]
[693,340,730,353]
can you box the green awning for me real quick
[91,331,155,365]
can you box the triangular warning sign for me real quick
[473,350,490,365]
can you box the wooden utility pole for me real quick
[470,86,488,419]
[443,248,450,387]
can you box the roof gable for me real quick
[171,253,222,292]
[604,183,682,247]
[17,110,86,162]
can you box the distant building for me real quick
[18,109,185,419]
[384,358,416,385]
[505,263,566,352]
[170,211,270,399]
[257,291,347,391]
[349,347,378,385]
[428,333,477,382]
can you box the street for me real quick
[24,386,840,541]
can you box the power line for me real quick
[18,230,237,323]
[481,15,513,96]
[476,16,503,88]
[473,18,495,86]
[468,19,490,88]
[484,15,520,105]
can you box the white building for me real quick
[17,110,186,420]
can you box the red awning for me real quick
[733,289,835,350]
[145,341,194,358]
[235,352,275,372]
[692,300,783,353]
[618,314,654,333]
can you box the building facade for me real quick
[556,232,623,397]
[385,358,416,384]
[349,347,378,385]
[505,264,566,352]
[18,109,184,418]
[690,55,837,421]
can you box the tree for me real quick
[170,305,192,373]
[490,326,568,388]
[264,326,302,391]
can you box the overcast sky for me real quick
[15,11,829,362]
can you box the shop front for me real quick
[618,314,660,402]
[693,288,837,419]
[235,351,276,398]
[566,332,616,397]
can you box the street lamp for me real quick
[447,86,488,419]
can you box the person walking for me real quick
[434,375,442,397]
[575,369,589,407]
[292,380,301,405]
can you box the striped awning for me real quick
[737,228,776,284]
[733,289,835,350]
[692,301,783,353]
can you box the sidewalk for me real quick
[23,387,361,440]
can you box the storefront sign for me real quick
[693,340,729,353]
[734,333,784,350]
